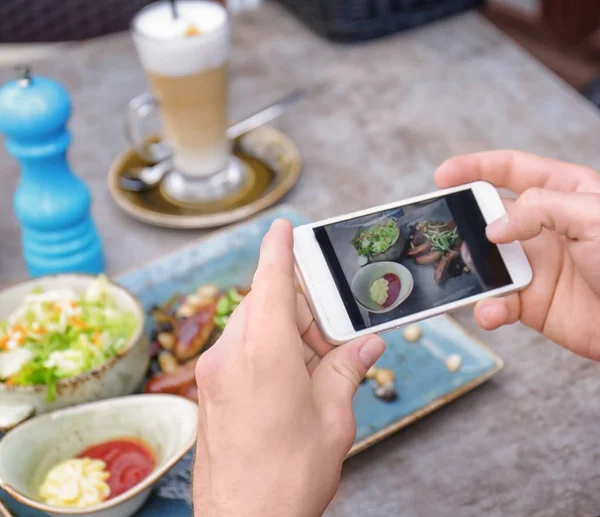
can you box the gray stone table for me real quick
[2,3,600,516]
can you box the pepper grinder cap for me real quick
[0,65,71,140]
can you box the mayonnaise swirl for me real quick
[39,458,110,508]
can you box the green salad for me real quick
[0,276,136,400]
[352,219,400,257]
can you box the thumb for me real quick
[486,188,600,243]
[311,335,385,436]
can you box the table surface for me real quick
[2,3,600,516]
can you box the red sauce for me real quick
[382,273,401,307]
[77,437,155,499]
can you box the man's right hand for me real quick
[435,150,600,360]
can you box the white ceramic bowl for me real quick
[0,394,197,517]
[0,274,148,431]
[351,262,414,314]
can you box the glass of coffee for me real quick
[127,0,246,203]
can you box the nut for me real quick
[185,294,204,307]
[403,324,422,343]
[196,285,220,299]
[157,332,175,350]
[374,368,395,386]
[365,366,378,380]
[176,304,195,319]
[374,383,398,402]
[158,352,179,374]
[445,354,462,373]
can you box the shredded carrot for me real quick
[12,324,26,334]
[69,300,78,308]
[0,336,8,350]
[37,325,47,334]
[70,317,87,329]
[4,377,15,386]
[93,330,101,346]
[53,305,62,314]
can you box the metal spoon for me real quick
[119,90,304,193]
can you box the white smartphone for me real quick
[293,181,532,344]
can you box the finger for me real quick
[435,150,600,194]
[297,294,335,357]
[486,189,600,243]
[474,294,521,330]
[247,219,298,341]
[312,335,385,418]
[304,344,321,375]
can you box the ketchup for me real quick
[78,438,155,498]
[382,273,401,307]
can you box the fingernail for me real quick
[270,218,288,231]
[486,214,509,239]
[359,338,386,369]
[480,303,495,325]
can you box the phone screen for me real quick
[313,190,512,331]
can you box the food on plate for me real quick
[374,368,395,386]
[363,365,398,402]
[352,219,400,257]
[407,221,470,284]
[434,250,460,284]
[374,383,398,402]
[214,288,245,330]
[145,284,248,401]
[144,357,196,396]
[173,303,217,361]
[459,241,473,272]
[403,324,423,343]
[149,285,247,361]
[369,273,401,308]
[0,276,136,400]
[365,366,378,380]
[39,437,155,508]
[39,458,110,508]
[414,250,442,265]
[445,354,463,373]
[78,437,155,498]
[157,351,179,374]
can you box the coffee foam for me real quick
[133,1,228,77]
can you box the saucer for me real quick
[108,125,301,229]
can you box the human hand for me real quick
[192,219,386,517]
[436,150,600,360]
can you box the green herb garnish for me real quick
[423,223,460,253]
[214,288,246,331]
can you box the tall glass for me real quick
[130,1,230,180]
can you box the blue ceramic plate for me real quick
[0,205,501,517]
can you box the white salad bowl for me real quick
[351,262,414,314]
[0,274,148,431]
[0,394,197,517]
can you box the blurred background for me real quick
[2,0,600,107]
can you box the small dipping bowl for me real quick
[351,262,414,314]
[0,394,197,517]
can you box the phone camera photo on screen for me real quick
[313,190,513,332]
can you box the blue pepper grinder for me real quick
[0,66,105,277]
